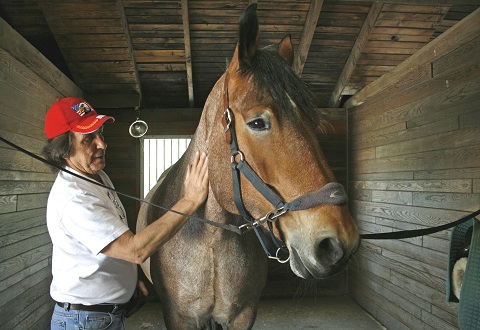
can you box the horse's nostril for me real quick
[316,238,344,265]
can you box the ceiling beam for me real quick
[0,17,83,98]
[293,0,324,76]
[117,0,142,107]
[344,6,480,109]
[181,0,195,108]
[328,2,383,108]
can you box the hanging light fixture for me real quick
[129,106,148,138]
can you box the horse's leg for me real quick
[224,303,258,330]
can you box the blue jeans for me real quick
[51,303,126,330]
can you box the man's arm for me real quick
[101,151,208,264]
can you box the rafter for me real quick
[182,0,194,107]
[344,6,480,108]
[117,0,142,106]
[328,2,383,107]
[293,0,324,76]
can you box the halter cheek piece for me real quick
[222,73,348,263]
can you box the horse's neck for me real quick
[193,76,223,150]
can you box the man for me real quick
[42,97,208,329]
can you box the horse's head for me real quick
[205,4,359,279]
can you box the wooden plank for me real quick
[0,195,16,214]
[358,246,446,294]
[345,7,480,108]
[352,179,471,193]
[412,192,480,211]
[137,63,186,72]
[0,49,59,108]
[14,294,54,330]
[328,2,383,107]
[116,0,142,104]
[350,76,480,136]
[2,291,51,330]
[0,258,49,292]
[53,33,129,48]
[0,232,50,263]
[0,223,46,248]
[352,200,469,229]
[432,34,480,78]
[181,0,194,107]
[293,0,324,75]
[0,18,82,98]
[375,126,480,159]
[372,190,412,205]
[414,167,480,180]
[0,170,56,182]
[0,274,51,326]
[17,193,49,211]
[0,181,52,196]
[352,143,480,174]
[134,49,185,62]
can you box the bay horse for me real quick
[137,4,359,329]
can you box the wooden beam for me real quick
[181,0,195,107]
[0,18,83,98]
[117,0,142,106]
[345,7,480,109]
[328,2,383,107]
[293,0,324,76]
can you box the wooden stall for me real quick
[347,8,480,330]
[0,19,83,329]
[0,1,479,329]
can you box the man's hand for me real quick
[183,151,209,208]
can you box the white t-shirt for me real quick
[47,167,137,305]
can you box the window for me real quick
[141,136,191,198]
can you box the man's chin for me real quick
[91,159,106,172]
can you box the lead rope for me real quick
[0,136,245,235]
[2,130,478,243]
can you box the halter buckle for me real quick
[268,248,290,264]
[223,108,232,133]
[238,222,254,234]
[253,207,287,227]
[230,150,244,164]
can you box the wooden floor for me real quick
[125,295,386,329]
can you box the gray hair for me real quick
[42,131,73,171]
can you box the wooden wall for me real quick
[0,18,83,329]
[347,8,480,330]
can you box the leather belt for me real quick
[56,302,127,313]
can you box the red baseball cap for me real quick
[44,97,114,139]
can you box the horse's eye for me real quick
[247,118,269,131]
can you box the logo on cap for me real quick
[71,102,92,116]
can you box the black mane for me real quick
[238,45,321,127]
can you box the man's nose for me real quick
[95,135,107,149]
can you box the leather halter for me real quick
[221,72,348,262]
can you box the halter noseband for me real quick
[221,72,348,262]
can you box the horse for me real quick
[137,4,360,329]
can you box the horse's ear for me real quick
[238,3,259,70]
[278,34,294,67]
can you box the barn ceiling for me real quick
[1,0,479,111]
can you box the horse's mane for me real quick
[238,45,322,129]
